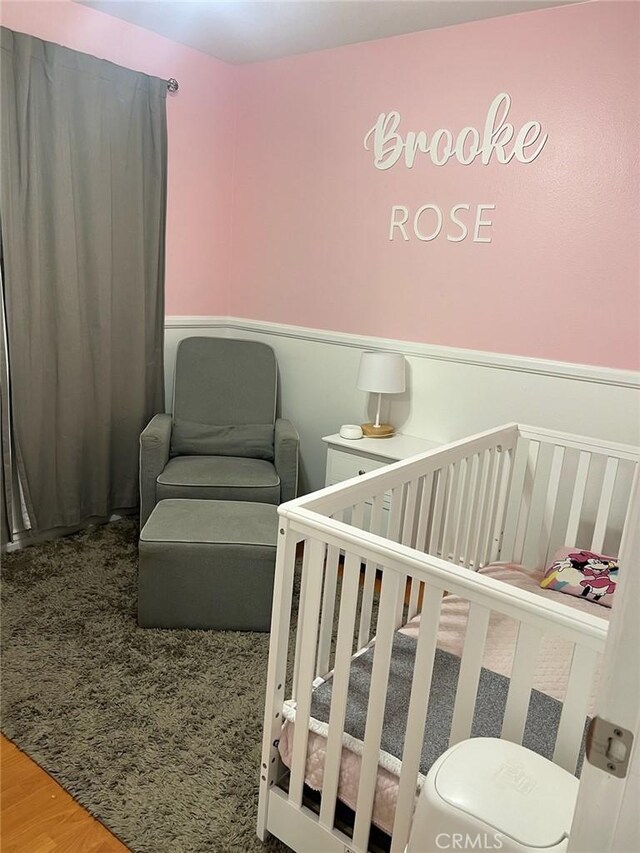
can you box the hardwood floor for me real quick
[1,735,130,852]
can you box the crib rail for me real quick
[258,424,639,853]
[293,423,636,651]
[292,423,637,578]
[300,423,519,652]
[502,425,638,569]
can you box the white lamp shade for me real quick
[356,351,406,394]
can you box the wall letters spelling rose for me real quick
[363,93,548,243]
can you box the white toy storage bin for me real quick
[407,737,579,853]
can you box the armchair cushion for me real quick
[156,456,281,504]
[170,420,274,461]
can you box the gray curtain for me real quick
[0,28,167,541]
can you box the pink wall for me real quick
[2,2,638,369]
[231,2,640,369]
[0,0,235,316]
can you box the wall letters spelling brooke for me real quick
[363,93,548,242]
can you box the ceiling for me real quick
[78,0,581,64]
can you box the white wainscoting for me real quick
[165,317,640,495]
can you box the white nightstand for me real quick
[322,432,440,488]
[322,432,440,533]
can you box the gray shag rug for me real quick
[1,518,291,853]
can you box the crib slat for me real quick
[462,454,482,567]
[350,503,366,653]
[358,495,384,649]
[500,438,530,563]
[387,486,408,628]
[289,538,328,807]
[401,478,420,547]
[352,569,403,851]
[370,491,385,533]
[468,451,490,568]
[428,468,447,556]
[591,457,618,553]
[475,448,497,568]
[316,512,344,677]
[494,446,515,562]
[407,577,421,621]
[512,441,539,565]
[501,623,542,744]
[292,545,312,701]
[453,457,473,566]
[316,542,340,677]
[388,485,404,543]
[521,442,555,570]
[395,572,409,629]
[449,602,491,746]
[441,460,462,560]
[358,561,377,648]
[358,560,376,649]
[604,460,636,558]
[400,478,420,615]
[351,501,365,531]
[391,586,443,853]
[565,451,591,547]
[318,550,362,831]
[415,472,434,553]
[553,644,598,773]
[542,446,566,567]
[483,444,509,566]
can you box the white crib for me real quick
[257,423,639,853]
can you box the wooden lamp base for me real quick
[361,423,395,438]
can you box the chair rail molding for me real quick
[164,316,639,390]
[164,316,639,495]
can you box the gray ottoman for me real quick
[138,498,278,630]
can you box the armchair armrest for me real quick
[274,418,299,503]
[139,413,172,528]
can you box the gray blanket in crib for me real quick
[310,632,588,777]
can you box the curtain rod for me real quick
[167,78,179,93]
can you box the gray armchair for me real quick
[139,337,299,528]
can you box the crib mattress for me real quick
[278,563,609,837]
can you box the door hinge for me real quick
[586,716,633,778]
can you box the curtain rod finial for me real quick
[167,78,179,93]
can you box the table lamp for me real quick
[356,351,406,438]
